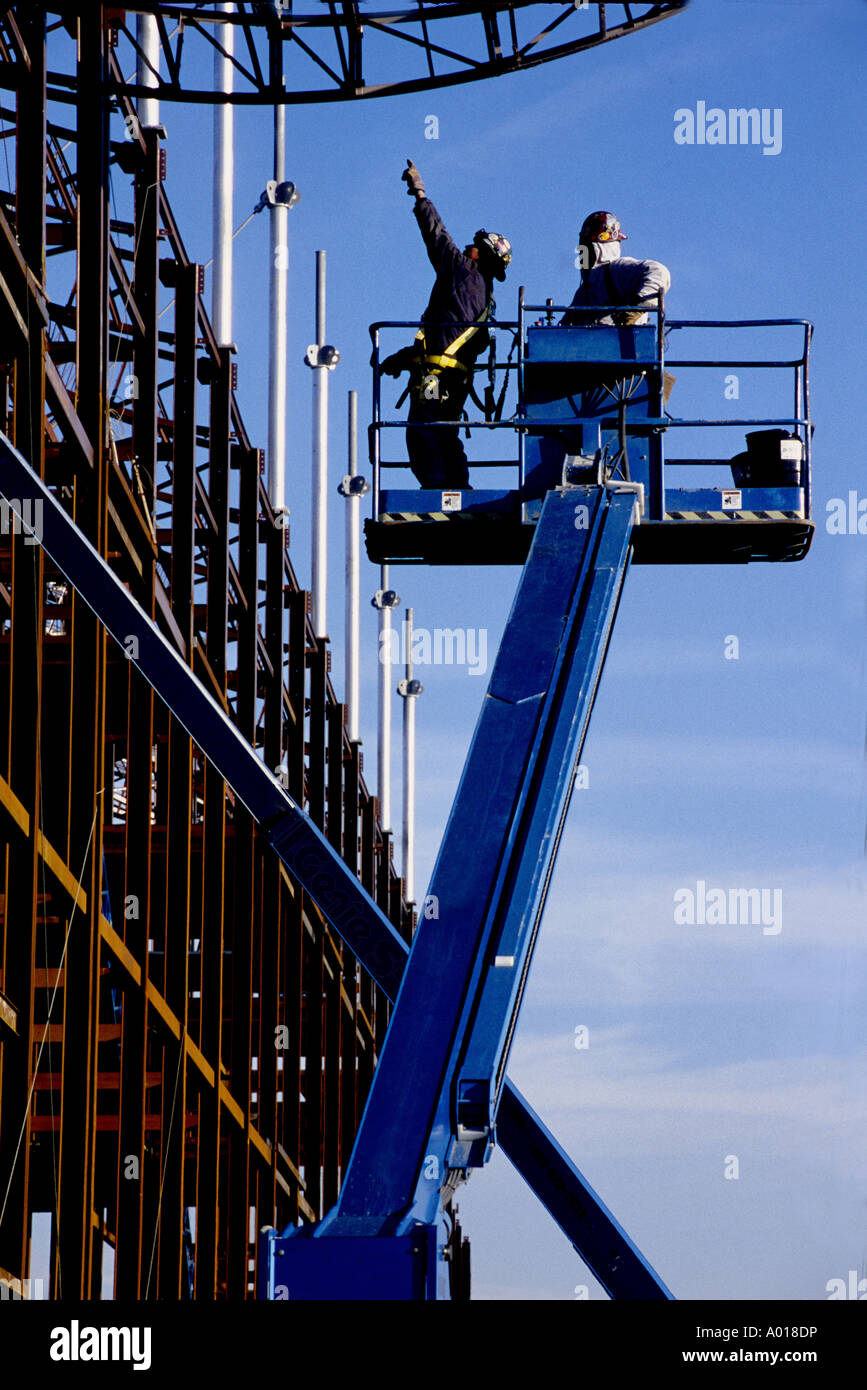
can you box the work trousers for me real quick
[406,369,470,489]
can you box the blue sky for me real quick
[104,1,866,1300]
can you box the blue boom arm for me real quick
[0,434,670,1299]
[265,485,671,1298]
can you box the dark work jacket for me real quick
[414,197,493,362]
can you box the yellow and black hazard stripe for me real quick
[665,509,804,521]
[379,510,508,524]
[380,509,804,524]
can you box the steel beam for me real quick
[97,4,690,108]
[0,1,46,1289]
[497,1081,673,1300]
[0,431,410,1002]
[115,117,161,1296]
[131,125,162,533]
[56,6,110,1299]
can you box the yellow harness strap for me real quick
[414,302,492,374]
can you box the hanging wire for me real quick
[157,208,258,320]
[143,1032,186,1300]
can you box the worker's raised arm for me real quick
[402,158,463,275]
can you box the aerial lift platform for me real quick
[365,293,813,567]
[0,296,812,1300]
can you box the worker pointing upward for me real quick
[381,158,511,489]
[562,210,670,326]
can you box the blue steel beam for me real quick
[451,488,634,1155]
[0,432,408,1000]
[0,434,669,1298]
[498,1080,673,1300]
[314,488,636,1236]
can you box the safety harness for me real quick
[397,299,494,408]
[414,298,492,373]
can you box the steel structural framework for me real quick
[0,8,412,1301]
[0,3,689,1301]
[44,3,689,108]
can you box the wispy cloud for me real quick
[509,1031,865,1141]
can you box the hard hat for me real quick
[473,229,512,280]
[579,211,627,244]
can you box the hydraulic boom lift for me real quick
[0,295,812,1300]
[0,432,670,1299]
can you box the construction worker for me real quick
[526,211,671,489]
[562,211,670,326]
[381,159,511,489]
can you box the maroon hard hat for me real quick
[579,211,627,244]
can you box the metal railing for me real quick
[662,317,813,518]
[369,298,814,520]
[368,317,521,515]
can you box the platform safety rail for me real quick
[368,295,813,525]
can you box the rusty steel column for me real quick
[55,3,110,1300]
[114,115,162,1303]
[0,2,47,1291]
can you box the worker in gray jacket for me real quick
[562,211,669,326]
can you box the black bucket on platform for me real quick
[730,429,803,488]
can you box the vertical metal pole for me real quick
[136,14,160,129]
[346,391,360,741]
[377,565,393,831]
[268,101,289,521]
[312,250,328,637]
[396,609,422,903]
[212,3,234,347]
